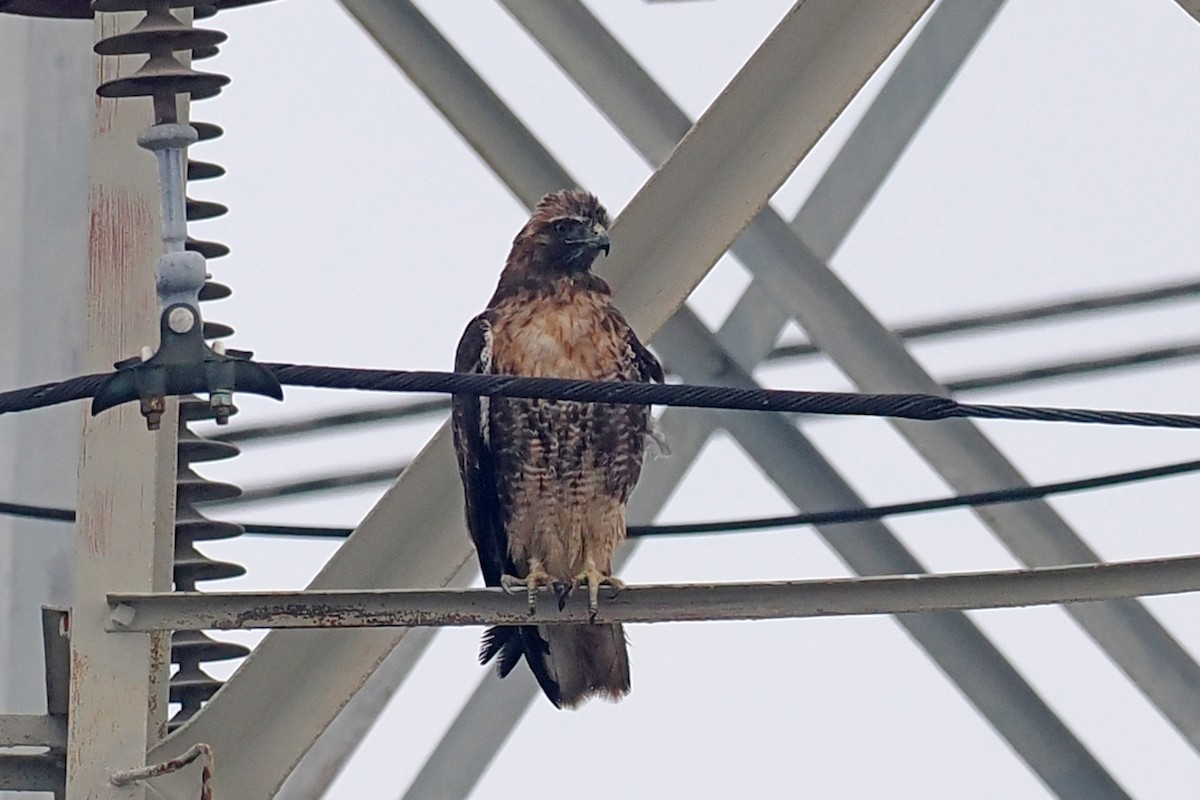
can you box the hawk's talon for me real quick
[553,582,573,611]
[504,563,554,615]
[573,568,623,620]
[499,574,526,595]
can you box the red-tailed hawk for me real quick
[451,189,663,708]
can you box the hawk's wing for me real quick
[450,313,511,586]
[629,327,664,384]
[450,312,564,705]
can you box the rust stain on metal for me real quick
[89,186,153,344]
[76,482,114,557]
[66,650,87,770]
[111,742,215,799]
[93,14,125,134]
[147,629,170,738]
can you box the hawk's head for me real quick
[507,189,612,277]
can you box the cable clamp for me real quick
[91,304,282,430]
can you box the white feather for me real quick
[477,321,493,446]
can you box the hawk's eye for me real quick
[553,219,573,236]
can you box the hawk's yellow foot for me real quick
[573,567,624,619]
[501,561,554,615]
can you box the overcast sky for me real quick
[19,0,1200,797]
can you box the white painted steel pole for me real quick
[65,9,179,800]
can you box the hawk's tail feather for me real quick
[478,625,508,666]
[479,625,563,709]
[544,623,630,709]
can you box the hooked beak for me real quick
[590,229,611,256]
[564,224,611,265]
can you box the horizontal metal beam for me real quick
[0,753,65,793]
[0,713,67,749]
[111,555,1200,631]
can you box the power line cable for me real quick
[265,364,1200,430]
[766,275,1200,360]
[211,274,1200,445]
[229,462,411,505]
[4,273,1199,428]
[944,340,1200,393]
[637,457,1200,536]
[6,455,1199,538]
[207,337,1200,448]
[226,334,1200,503]
[6,363,1200,430]
[208,398,449,444]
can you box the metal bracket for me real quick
[84,72,283,430]
[0,609,72,795]
[90,306,282,429]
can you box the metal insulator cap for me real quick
[170,630,249,661]
[96,53,229,99]
[202,320,235,340]
[173,544,247,583]
[93,11,226,56]
[185,197,228,221]
[187,239,231,260]
[175,508,244,543]
[176,465,242,502]
[186,159,225,181]
[178,426,239,462]
[190,120,223,140]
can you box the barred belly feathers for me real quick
[450,189,662,708]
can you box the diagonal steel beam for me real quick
[146,3,931,798]
[1175,0,1200,26]
[511,0,1200,755]
[272,560,477,800]
[660,311,1133,800]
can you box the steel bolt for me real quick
[167,306,195,334]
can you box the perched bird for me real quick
[451,189,663,708]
